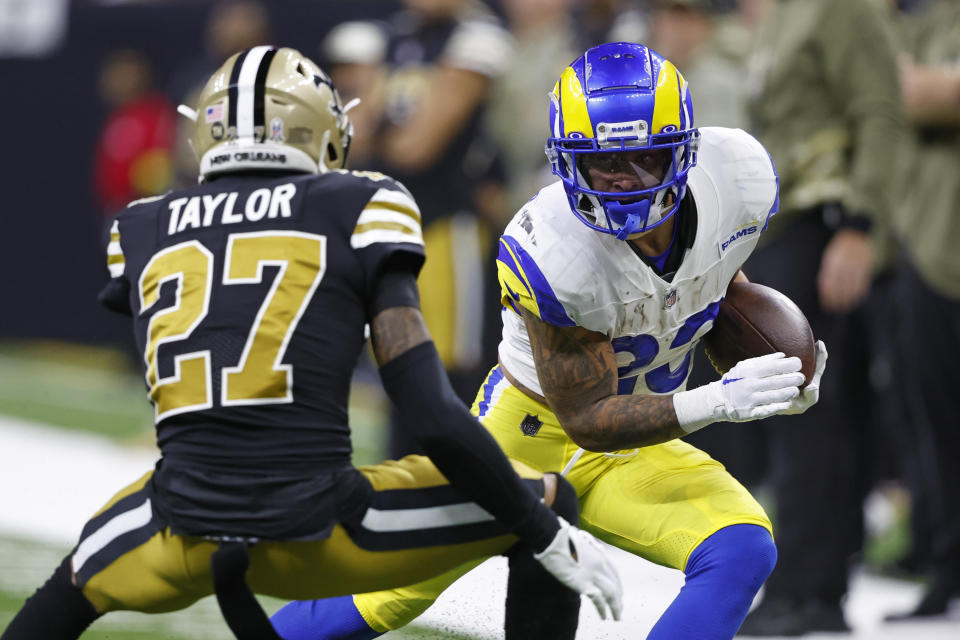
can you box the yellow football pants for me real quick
[354,365,772,631]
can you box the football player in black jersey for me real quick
[0,47,621,640]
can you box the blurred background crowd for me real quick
[0,0,958,635]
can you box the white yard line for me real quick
[0,416,957,639]
[0,416,158,545]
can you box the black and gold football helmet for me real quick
[185,46,353,181]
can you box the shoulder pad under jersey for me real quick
[695,127,779,233]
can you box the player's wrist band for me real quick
[672,384,722,434]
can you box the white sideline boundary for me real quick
[0,416,957,639]
[0,416,159,545]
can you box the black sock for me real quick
[1,555,99,640]
[504,474,581,640]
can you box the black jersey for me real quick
[101,170,424,472]
[376,7,511,227]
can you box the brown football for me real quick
[702,282,816,387]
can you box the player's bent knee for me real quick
[647,525,775,639]
[689,524,777,593]
[725,525,777,590]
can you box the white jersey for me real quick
[496,127,778,397]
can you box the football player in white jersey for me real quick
[271,42,827,640]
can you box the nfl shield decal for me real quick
[269,117,285,142]
[520,413,542,437]
[664,289,678,309]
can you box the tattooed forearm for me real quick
[522,309,686,451]
[371,306,432,365]
[573,394,685,451]
[524,311,613,414]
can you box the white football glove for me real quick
[673,352,806,433]
[780,340,827,415]
[534,517,623,621]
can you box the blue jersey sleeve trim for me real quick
[499,235,576,327]
[498,240,532,298]
[761,151,780,233]
[477,366,505,418]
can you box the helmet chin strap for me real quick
[607,199,652,241]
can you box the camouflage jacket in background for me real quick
[745,0,904,241]
[894,0,960,299]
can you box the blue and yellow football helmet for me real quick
[546,42,699,240]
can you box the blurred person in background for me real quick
[329,0,515,459]
[167,0,272,103]
[572,0,648,50]
[884,0,960,620]
[168,0,272,186]
[647,1,747,130]
[736,0,905,634]
[0,45,621,640]
[710,0,772,67]
[319,20,389,169]
[93,48,175,216]
[485,0,578,213]
[315,21,396,397]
